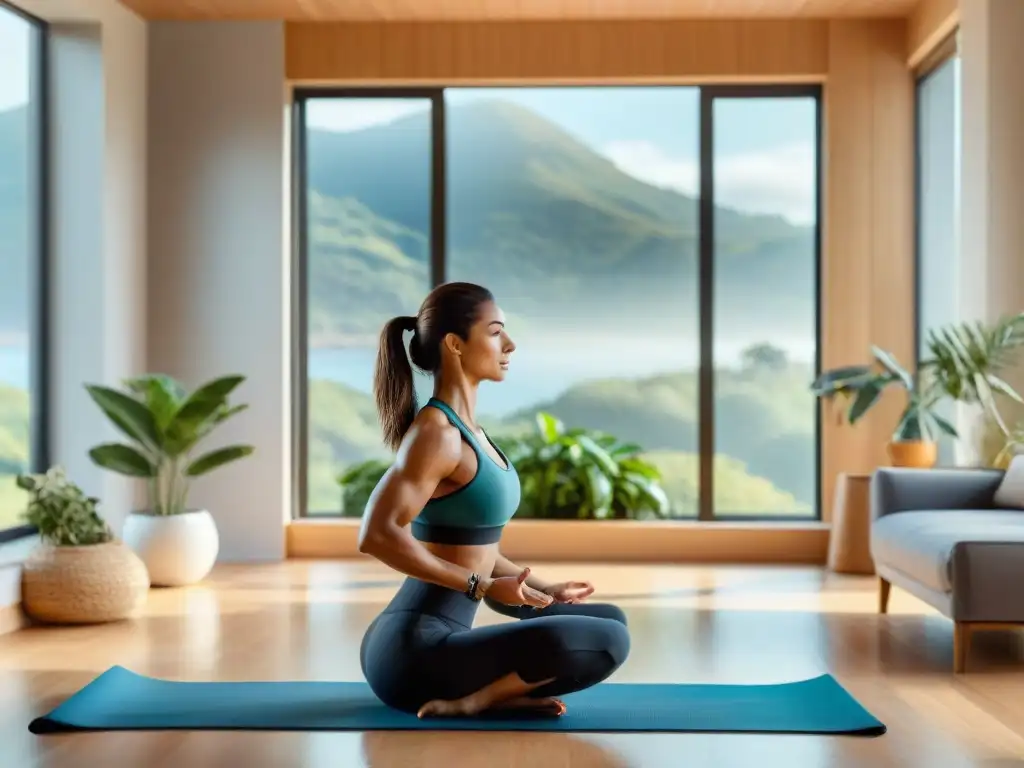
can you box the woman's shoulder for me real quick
[402,405,463,463]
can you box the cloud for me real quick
[602,140,817,226]
[305,99,428,133]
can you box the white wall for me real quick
[958,0,1024,463]
[147,21,289,563]
[1,0,149,608]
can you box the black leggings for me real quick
[359,577,631,714]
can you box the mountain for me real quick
[0,100,816,342]
[0,107,30,338]
[305,99,816,344]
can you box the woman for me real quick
[358,281,631,719]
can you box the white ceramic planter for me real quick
[123,509,220,587]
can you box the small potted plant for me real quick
[17,466,149,624]
[811,315,1024,468]
[84,373,255,587]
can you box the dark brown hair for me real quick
[373,282,495,451]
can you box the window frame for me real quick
[0,1,51,544]
[291,83,824,523]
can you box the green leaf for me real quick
[624,472,671,516]
[84,384,161,452]
[609,442,643,458]
[88,443,157,477]
[165,376,247,455]
[185,444,255,477]
[126,374,185,432]
[986,374,1024,404]
[583,465,613,519]
[534,412,564,444]
[576,434,619,476]
[810,365,872,396]
[870,346,913,390]
[932,412,959,437]
[847,380,886,424]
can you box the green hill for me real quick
[0,384,30,529]
[301,351,816,516]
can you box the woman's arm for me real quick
[492,552,552,591]
[358,415,486,594]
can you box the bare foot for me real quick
[417,694,566,719]
[417,693,485,718]
[491,696,567,716]
[416,672,560,719]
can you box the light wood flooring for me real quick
[3,560,1024,767]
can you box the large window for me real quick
[916,51,961,465]
[0,3,48,540]
[294,85,821,521]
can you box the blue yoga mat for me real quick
[29,666,885,736]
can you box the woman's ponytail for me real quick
[373,315,419,452]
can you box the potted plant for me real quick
[811,315,1024,468]
[84,373,254,587]
[16,466,149,624]
[496,412,670,520]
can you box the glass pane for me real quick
[445,87,701,519]
[711,96,820,518]
[917,57,960,466]
[303,98,433,515]
[0,9,43,531]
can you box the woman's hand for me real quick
[542,581,595,604]
[484,568,553,608]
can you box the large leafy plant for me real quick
[16,466,113,546]
[85,374,255,516]
[811,315,1024,442]
[337,458,391,518]
[498,413,669,520]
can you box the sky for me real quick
[0,8,30,111]
[307,87,819,226]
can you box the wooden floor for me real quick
[3,560,1024,767]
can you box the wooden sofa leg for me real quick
[954,622,970,674]
[878,577,891,614]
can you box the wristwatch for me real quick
[466,572,487,601]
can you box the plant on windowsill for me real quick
[16,466,149,624]
[810,314,1024,468]
[84,373,255,587]
[336,412,670,521]
[982,416,1024,470]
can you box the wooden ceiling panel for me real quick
[117,0,921,21]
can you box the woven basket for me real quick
[21,540,150,625]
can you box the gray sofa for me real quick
[870,461,1024,673]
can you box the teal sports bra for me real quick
[410,398,521,546]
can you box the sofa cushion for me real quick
[994,454,1024,509]
[871,510,1024,593]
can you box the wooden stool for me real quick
[827,473,876,575]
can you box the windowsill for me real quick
[285,517,831,562]
[0,525,38,546]
[289,517,830,530]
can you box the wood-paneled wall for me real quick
[285,20,829,82]
[285,18,915,529]
[821,19,916,521]
[907,0,959,68]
